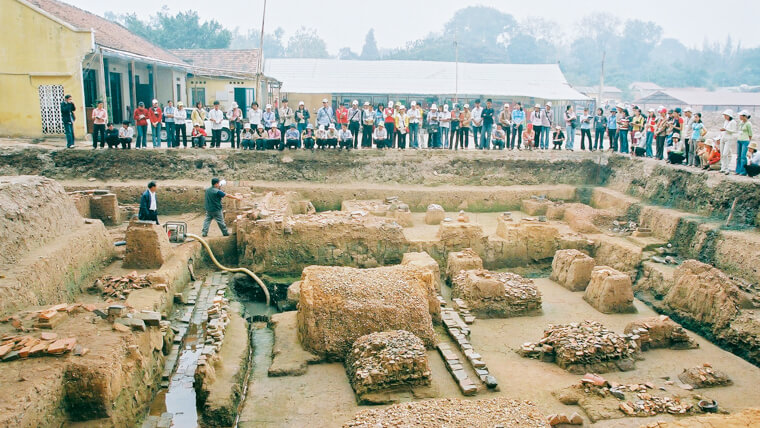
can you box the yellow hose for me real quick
[187,233,271,306]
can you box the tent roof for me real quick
[264,59,589,101]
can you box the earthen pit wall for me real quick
[64,183,578,214]
[0,221,114,317]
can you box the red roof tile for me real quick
[171,49,262,75]
[26,0,186,65]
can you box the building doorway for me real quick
[109,73,123,124]
[234,88,255,117]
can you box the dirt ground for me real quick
[237,275,760,428]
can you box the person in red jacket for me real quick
[148,99,163,148]
[133,101,150,149]
[384,101,396,148]
[336,102,349,129]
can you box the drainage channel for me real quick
[143,272,230,428]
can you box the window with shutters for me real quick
[39,85,65,134]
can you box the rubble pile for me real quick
[519,321,639,373]
[343,398,550,428]
[89,272,155,300]
[341,197,412,227]
[624,316,698,350]
[345,330,431,396]
[0,332,84,361]
[678,364,732,389]
[610,219,638,234]
[452,269,541,318]
[297,265,436,360]
[197,289,232,369]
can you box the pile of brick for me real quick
[451,269,541,318]
[109,304,163,333]
[344,398,550,428]
[90,272,154,300]
[198,289,231,368]
[345,330,431,396]
[0,332,85,361]
[678,364,732,388]
[519,321,639,373]
[624,316,698,350]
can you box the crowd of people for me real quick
[66,94,758,177]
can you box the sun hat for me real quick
[672,133,680,139]
[329,123,336,129]
[610,107,617,112]
[647,108,655,113]
[722,109,734,117]
[243,123,250,129]
[177,102,183,107]
[411,101,417,106]
[399,105,406,110]
[464,104,470,109]
[322,98,328,103]
[152,99,159,104]
[388,101,394,108]
[352,100,358,105]
[318,125,325,130]
[307,123,314,129]
[748,141,757,150]
[534,104,541,108]
[364,101,370,106]
[546,101,552,107]
[431,104,438,110]
[299,101,304,106]
[257,125,264,129]
[265,104,272,109]
[683,107,692,112]
[739,110,750,117]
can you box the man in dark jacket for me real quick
[138,181,159,224]
[61,94,76,148]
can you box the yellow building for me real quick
[172,49,279,114]
[0,0,279,140]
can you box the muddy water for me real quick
[237,276,760,427]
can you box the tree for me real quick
[108,8,231,49]
[360,29,380,60]
[230,27,285,58]
[616,20,662,71]
[339,47,359,60]
[285,27,329,58]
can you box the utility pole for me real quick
[256,0,267,105]
[598,50,605,110]
[454,28,459,104]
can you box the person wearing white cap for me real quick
[163,100,176,148]
[541,102,553,150]
[240,123,253,150]
[428,104,441,148]
[315,124,327,149]
[228,101,242,149]
[302,123,316,151]
[530,104,543,150]
[316,99,334,129]
[295,101,310,137]
[361,102,375,148]
[325,123,339,149]
[719,109,738,174]
[736,110,753,175]
[174,101,188,148]
[394,105,409,149]
[262,104,277,130]
[348,100,362,149]
[147,99,162,148]
[440,104,451,149]
[408,101,422,149]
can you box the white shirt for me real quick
[174,108,187,122]
[248,108,262,126]
[149,191,157,211]
[750,150,760,165]
[471,106,483,126]
[208,108,224,130]
[722,119,738,143]
[408,108,421,124]
[439,111,450,128]
[118,126,134,138]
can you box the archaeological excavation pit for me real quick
[1,150,760,427]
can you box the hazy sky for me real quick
[68,0,760,52]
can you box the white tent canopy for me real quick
[264,58,589,101]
